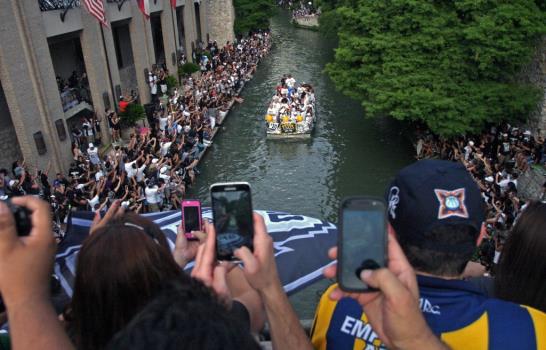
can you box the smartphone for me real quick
[337,196,387,292]
[181,200,202,240]
[210,182,254,260]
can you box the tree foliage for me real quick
[325,0,546,136]
[233,0,275,35]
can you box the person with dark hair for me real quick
[108,212,309,350]
[106,274,261,350]
[63,211,185,350]
[495,201,546,313]
[311,160,546,350]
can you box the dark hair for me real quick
[401,224,478,277]
[65,213,185,350]
[107,279,261,350]
[495,201,546,312]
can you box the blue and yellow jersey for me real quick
[311,276,546,350]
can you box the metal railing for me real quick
[39,0,81,11]
[60,87,92,112]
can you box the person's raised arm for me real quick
[234,214,312,350]
[121,185,130,201]
[97,197,109,212]
[113,178,123,193]
[45,160,51,177]
[0,197,75,350]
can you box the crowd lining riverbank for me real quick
[0,32,272,235]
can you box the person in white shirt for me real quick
[87,143,101,166]
[124,161,137,178]
[159,166,171,182]
[94,170,104,182]
[286,75,296,89]
[160,141,173,157]
[87,194,100,210]
[145,181,161,212]
[464,141,474,161]
[159,114,169,131]
[136,163,147,183]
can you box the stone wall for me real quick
[119,64,139,94]
[0,127,22,171]
[519,36,546,136]
[0,83,22,171]
[207,0,235,45]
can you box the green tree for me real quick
[325,0,546,136]
[233,0,275,35]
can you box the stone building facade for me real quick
[530,37,546,134]
[0,0,235,173]
[207,0,236,45]
[517,36,546,136]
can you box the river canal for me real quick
[188,12,414,318]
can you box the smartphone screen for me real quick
[210,183,254,260]
[183,206,200,233]
[338,197,387,292]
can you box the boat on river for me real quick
[264,79,316,139]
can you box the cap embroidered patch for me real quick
[434,188,469,219]
[388,186,400,219]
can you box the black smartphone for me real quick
[337,196,388,292]
[210,182,254,260]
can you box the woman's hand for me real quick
[191,222,234,307]
[172,224,205,268]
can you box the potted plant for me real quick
[119,103,146,139]
[165,75,178,95]
[178,62,200,79]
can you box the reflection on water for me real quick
[188,12,413,318]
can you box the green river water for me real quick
[188,12,414,319]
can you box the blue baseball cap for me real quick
[386,160,485,251]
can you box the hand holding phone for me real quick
[337,196,387,292]
[210,182,254,261]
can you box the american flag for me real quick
[138,0,150,19]
[82,0,108,27]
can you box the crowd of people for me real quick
[2,24,546,350]
[0,32,271,235]
[265,75,316,133]
[288,1,320,20]
[415,124,546,273]
[292,4,320,19]
[1,157,545,350]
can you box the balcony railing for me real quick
[60,87,92,113]
[39,0,81,11]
